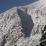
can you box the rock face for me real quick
[0,8,24,46]
[0,0,46,46]
[40,25,46,46]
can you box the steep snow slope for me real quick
[0,0,46,46]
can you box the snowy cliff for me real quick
[0,0,46,46]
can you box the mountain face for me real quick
[0,0,46,46]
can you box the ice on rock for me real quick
[0,0,46,46]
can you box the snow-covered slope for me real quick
[0,0,46,46]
